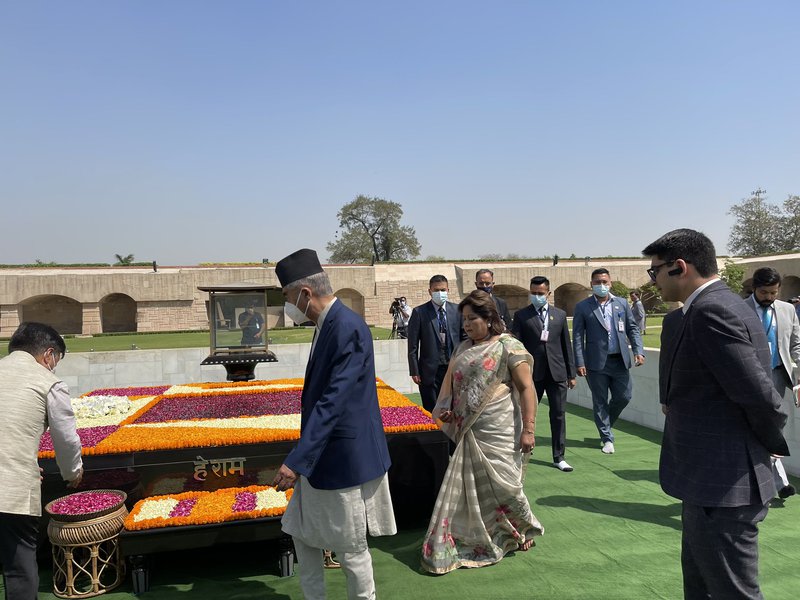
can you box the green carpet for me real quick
[6,401,800,599]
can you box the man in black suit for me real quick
[643,228,788,599]
[407,275,465,412]
[476,268,512,331]
[511,276,577,472]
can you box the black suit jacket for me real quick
[407,301,465,385]
[512,304,575,382]
[659,280,789,507]
[493,295,512,331]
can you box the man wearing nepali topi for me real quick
[272,248,396,600]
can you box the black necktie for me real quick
[438,307,450,358]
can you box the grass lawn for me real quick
[0,327,393,355]
[14,395,799,600]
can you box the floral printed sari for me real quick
[421,334,544,574]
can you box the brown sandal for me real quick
[323,550,341,569]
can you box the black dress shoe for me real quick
[778,484,796,499]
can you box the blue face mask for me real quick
[431,291,448,306]
[477,284,493,294]
[592,284,610,298]
[530,294,548,309]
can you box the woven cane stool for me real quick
[46,491,128,598]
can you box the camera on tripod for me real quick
[389,297,408,339]
[389,297,404,315]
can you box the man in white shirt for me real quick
[0,322,83,599]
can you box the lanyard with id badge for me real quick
[539,308,550,342]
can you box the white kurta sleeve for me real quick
[46,381,83,481]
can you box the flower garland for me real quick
[39,379,437,457]
[123,485,293,531]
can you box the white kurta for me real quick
[281,473,396,554]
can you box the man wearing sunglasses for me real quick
[643,228,787,600]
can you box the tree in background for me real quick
[638,281,667,314]
[327,195,421,263]
[728,188,800,255]
[719,260,745,294]
[778,194,800,251]
[610,280,630,299]
[114,253,135,265]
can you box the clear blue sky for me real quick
[2,1,798,265]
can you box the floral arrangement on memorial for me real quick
[123,485,293,531]
[39,378,436,457]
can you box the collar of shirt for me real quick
[310,297,337,359]
[682,278,719,314]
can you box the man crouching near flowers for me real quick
[0,322,83,599]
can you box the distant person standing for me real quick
[630,291,646,336]
[238,301,264,345]
[407,276,465,412]
[746,266,800,500]
[0,323,83,600]
[573,268,644,454]
[643,229,787,600]
[475,269,512,331]
[790,296,800,320]
[512,276,577,472]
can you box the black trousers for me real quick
[419,364,449,412]
[0,512,40,600]
[534,373,568,463]
[681,502,768,600]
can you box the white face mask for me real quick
[284,290,310,324]
[44,351,57,373]
[431,291,448,306]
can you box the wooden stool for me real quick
[47,504,128,598]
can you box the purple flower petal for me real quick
[380,406,435,427]
[232,492,257,513]
[169,498,198,518]
[49,491,123,515]
[133,390,302,423]
[40,425,118,452]
[86,386,170,397]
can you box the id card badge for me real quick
[618,319,625,332]
[540,330,549,342]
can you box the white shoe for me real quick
[601,441,615,454]
[554,460,574,472]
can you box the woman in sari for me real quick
[421,290,544,574]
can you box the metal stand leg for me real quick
[129,554,150,595]
[278,535,295,577]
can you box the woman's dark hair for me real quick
[9,322,66,357]
[458,290,504,336]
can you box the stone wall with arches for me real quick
[3,255,800,336]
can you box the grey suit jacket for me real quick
[572,294,643,371]
[512,304,575,382]
[659,280,789,507]
[746,295,800,385]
